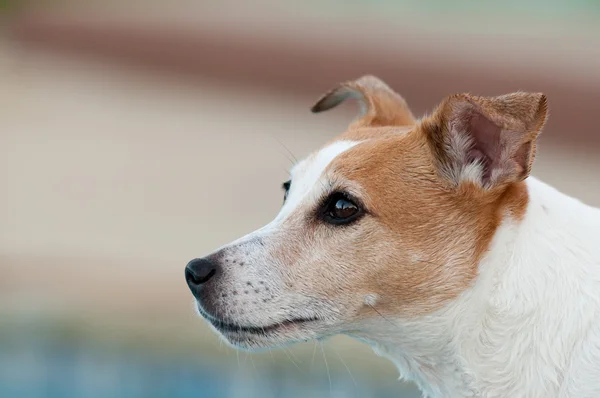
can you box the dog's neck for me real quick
[352,227,517,398]
[352,177,600,397]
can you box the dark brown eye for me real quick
[321,193,362,225]
[331,199,357,218]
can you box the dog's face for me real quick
[185,76,547,350]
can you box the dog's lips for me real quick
[197,305,318,337]
[209,317,318,336]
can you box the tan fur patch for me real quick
[320,127,529,316]
[326,126,412,146]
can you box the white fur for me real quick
[358,177,600,397]
[364,293,378,307]
[277,140,360,220]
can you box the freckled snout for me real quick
[185,257,220,300]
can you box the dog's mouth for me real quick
[197,307,318,338]
[210,317,318,335]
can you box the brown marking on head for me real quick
[328,126,413,145]
[322,132,530,316]
[302,77,548,316]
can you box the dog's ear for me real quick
[422,92,548,189]
[311,75,415,128]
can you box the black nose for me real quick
[185,257,219,296]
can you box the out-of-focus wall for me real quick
[11,1,600,149]
[2,2,600,397]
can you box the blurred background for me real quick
[1,1,600,397]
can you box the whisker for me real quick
[248,352,276,398]
[310,341,318,370]
[281,152,296,166]
[200,318,222,351]
[286,347,302,364]
[330,345,359,398]
[283,346,306,375]
[249,354,258,373]
[267,347,275,363]
[274,137,299,164]
[320,341,332,395]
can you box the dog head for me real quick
[185,75,547,349]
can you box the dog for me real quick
[185,76,600,397]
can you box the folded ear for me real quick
[311,75,415,128]
[422,92,548,189]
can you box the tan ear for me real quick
[422,92,548,189]
[310,75,416,128]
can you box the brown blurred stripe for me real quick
[10,14,600,149]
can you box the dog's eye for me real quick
[321,193,362,225]
[282,180,291,202]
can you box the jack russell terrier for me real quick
[185,76,600,397]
